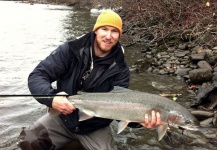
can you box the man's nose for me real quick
[105,31,112,39]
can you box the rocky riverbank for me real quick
[130,41,217,129]
[118,0,217,135]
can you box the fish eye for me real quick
[185,120,192,124]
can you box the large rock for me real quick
[208,56,217,66]
[175,68,192,77]
[189,69,213,84]
[197,60,213,71]
[192,82,217,110]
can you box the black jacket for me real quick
[28,31,131,134]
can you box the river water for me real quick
[0,1,216,150]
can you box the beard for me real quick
[95,38,116,55]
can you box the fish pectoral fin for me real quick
[157,124,168,141]
[49,108,60,117]
[117,121,129,134]
[78,110,94,121]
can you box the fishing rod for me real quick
[0,94,68,98]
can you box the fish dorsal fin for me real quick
[78,110,94,121]
[117,121,129,134]
[157,123,169,141]
[112,86,132,93]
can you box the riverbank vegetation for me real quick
[118,0,217,48]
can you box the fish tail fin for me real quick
[157,124,169,141]
[117,121,129,134]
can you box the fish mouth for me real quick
[178,125,198,131]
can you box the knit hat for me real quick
[93,9,122,36]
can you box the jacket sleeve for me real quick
[28,43,72,107]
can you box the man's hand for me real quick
[140,110,161,128]
[52,92,76,115]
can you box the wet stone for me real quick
[205,49,213,56]
[169,56,177,60]
[183,56,190,59]
[161,55,170,58]
[152,68,160,73]
[197,61,213,71]
[175,51,190,57]
[180,60,191,65]
[163,63,172,68]
[189,69,213,84]
[147,67,153,72]
[160,52,168,55]
[214,67,217,72]
[156,61,163,66]
[156,53,161,59]
[192,46,204,53]
[146,54,152,59]
[190,53,206,61]
[159,69,168,75]
[178,43,188,50]
[212,72,217,81]
[175,68,192,77]
[212,46,217,50]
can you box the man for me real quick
[18,10,161,150]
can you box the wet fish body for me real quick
[50,87,199,141]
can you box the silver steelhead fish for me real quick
[50,87,199,141]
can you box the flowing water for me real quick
[0,1,216,150]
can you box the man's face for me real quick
[94,26,120,57]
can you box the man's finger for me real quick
[65,102,75,111]
[150,110,157,125]
[65,97,76,111]
[156,112,161,125]
[144,114,149,124]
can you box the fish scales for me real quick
[70,90,193,122]
[69,98,150,122]
[50,87,199,141]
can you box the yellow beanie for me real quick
[93,9,122,36]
